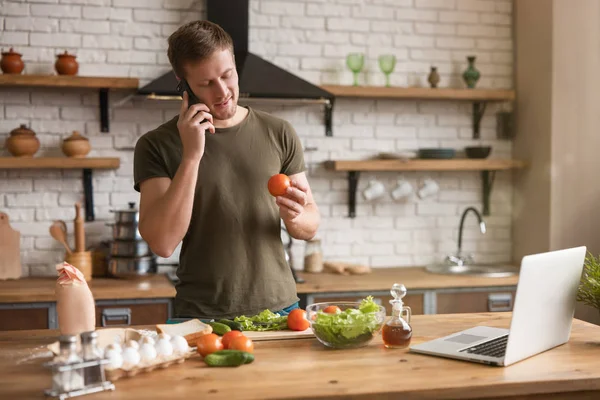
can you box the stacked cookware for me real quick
[106,202,157,278]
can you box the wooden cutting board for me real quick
[0,213,21,280]
[244,328,314,341]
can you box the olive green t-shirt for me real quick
[133,107,305,319]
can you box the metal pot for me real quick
[106,222,141,240]
[110,202,139,224]
[108,255,157,278]
[110,240,151,257]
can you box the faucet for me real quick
[447,207,486,266]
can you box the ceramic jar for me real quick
[462,56,481,89]
[427,66,440,88]
[1,48,25,74]
[62,131,91,158]
[55,51,78,76]
[5,124,40,157]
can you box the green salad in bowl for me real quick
[306,296,385,349]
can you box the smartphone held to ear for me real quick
[177,79,200,108]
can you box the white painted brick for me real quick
[370,256,412,267]
[1,208,35,222]
[277,43,321,57]
[418,127,458,139]
[353,217,394,229]
[415,22,456,35]
[352,5,395,20]
[35,237,63,251]
[4,2,30,16]
[163,0,195,10]
[396,9,437,22]
[438,190,480,203]
[410,49,451,61]
[439,11,478,24]
[6,193,58,208]
[110,192,139,206]
[395,216,437,229]
[496,1,512,13]
[254,28,305,44]
[394,35,434,48]
[261,1,305,16]
[83,7,132,21]
[133,9,180,23]
[0,179,33,192]
[252,14,281,28]
[307,3,350,17]
[57,192,84,207]
[416,0,456,10]
[327,18,369,32]
[60,19,110,34]
[60,0,111,4]
[82,34,132,49]
[23,250,64,265]
[396,114,436,126]
[111,21,162,37]
[370,230,411,242]
[457,0,495,12]
[480,12,511,26]
[324,230,366,244]
[375,126,417,139]
[353,111,395,125]
[417,203,458,216]
[374,203,417,217]
[35,207,77,222]
[30,32,81,47]
[108,50,155,64]
[60,107,97,120]
[457,24,497,37]
[436,37,475,49]
[31,4,80,17]
[0,90,30,104]
[476,38,512,50]
[370,21,413,34]
[5,17,59,32]
[352,138,394,152]
[134,37,166,51]
[113,0,162,8]
[351,32,393,47]
[321,244,352,257]
[6,105,59,120]
[352,243,394,256]
[0,31,29,46]
[33,178,82,192]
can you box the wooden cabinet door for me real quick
[436,290,516,314]
[310,293,424,315]
[0,306,50,331]
[95,301,170,327]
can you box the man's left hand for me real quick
[276,179,309,221]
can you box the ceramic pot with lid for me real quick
[62,131,91,158]
[55,50,78,76]
[1,48,25,74]
[5,124,40,157]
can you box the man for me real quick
[133,20,320,320]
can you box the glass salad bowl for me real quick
[306,300,386,349]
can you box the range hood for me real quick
[138,0,334,135]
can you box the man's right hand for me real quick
[176,91,216,162]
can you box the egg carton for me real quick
[105,350,195,381]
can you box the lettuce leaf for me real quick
[233,309,288,331]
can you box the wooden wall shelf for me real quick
[323,158,526,218]
[0,157,121,221]
[0,74,139,133]
[319,85,515,138]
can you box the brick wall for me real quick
[0,0,514,276]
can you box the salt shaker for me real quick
[53,335,84,393]
[80,331,104,385]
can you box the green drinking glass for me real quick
[346,52,365,86]
[378,54,396,87]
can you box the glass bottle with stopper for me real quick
[382,283,412,349]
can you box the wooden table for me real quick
[0,313,598,399]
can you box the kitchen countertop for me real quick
[0,313,598,399]
[0,267,519,304]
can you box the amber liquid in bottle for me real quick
[382,320,412,349]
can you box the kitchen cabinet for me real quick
[0,303,55,331]
[435,290,517,314]
[95,299,171,327]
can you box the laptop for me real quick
[409,246,587,367]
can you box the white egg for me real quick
[126,340,140,350]
[122,346,141,367]
[155,338,173,357]
[104,349,123,370]
[170,335,189,354]
[105,343,122,354]
[139,342,157,362]
[140,336,155,346]
[157,333,171,341]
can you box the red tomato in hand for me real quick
[268,174,291,197]
[228,336,254,353]
[323,305,341,314]
[221,330,245,349]
[196,333,223,357]
[287,309,310,331]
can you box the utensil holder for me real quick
[65,251,92,282]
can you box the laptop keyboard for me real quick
[459,335,508,358]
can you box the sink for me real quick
[425,263,518,278]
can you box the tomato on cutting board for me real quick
[196,333,223,357]
[268,174,291,197]
[228,336,254,353]
[287,309,310,331]
[222,330,245,349]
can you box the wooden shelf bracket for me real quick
[481,170,496,216]
[325,99,334,137]
[472,102,487,139]
[82,168,95,221]
[99,89,110,133]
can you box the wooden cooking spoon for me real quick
[49,220,72,255]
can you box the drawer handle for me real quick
[101,308,132,327]
[488,293,513,312]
